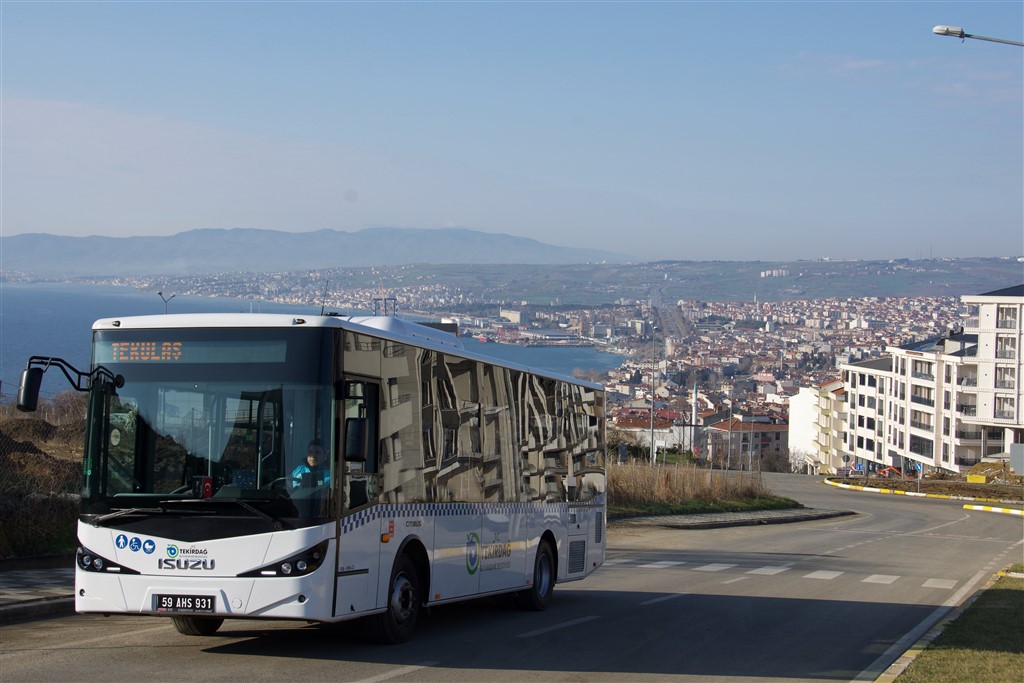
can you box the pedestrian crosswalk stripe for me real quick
[923,578,957,589]
[747,566,790,575]
[863,574,900,584]
[693,563,737,572]
[804,570,844,580]
[637,561,685,569]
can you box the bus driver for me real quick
[292,440,329,487]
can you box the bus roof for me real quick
[91,313,604,391]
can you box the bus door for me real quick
[334,378,381,617]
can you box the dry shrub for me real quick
[608,461,772,507]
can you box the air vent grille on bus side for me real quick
[594,510,603,544]
[568,540,587,574]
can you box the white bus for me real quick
[17,313,606,642]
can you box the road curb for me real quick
[962,504,1024,516]
[0,596,75,625]
[822,477,1018,505]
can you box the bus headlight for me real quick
[239,541,329,578]
[76,545,139,574]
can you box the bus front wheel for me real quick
[370,554,420,643]
[520,539,555,611]
[171,615,224,636]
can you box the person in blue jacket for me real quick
[292,439,329,487]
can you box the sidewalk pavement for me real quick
[0,507,851,625]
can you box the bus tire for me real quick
[520,539,555,611]
[171,616,224,636]
[370,554,420,643]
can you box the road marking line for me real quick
[863,574,900,585]
[747,566,790,575]
[692,563,737,572]
[637,561,685,569]
[640,593,686,606]
[353,663,439,683]
[923,578,957,590]
[602,558,635,565]
[517,615,600,638]
[722,577,749,585]
[804,570,844,580]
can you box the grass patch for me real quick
[607,461,797,517]
[896,564,1024,683]
[609,495,800,518]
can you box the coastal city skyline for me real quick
[3,2,1022,261]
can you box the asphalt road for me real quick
[1,474,1020,682]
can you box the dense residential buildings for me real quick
[809,286,1023,475]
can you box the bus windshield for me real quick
[82,327,335,528]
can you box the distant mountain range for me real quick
[1,227,625,277]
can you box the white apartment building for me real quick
[832,285,1023,475]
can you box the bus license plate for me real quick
[155,594,215,613]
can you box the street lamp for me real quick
[932,25,1024,47]
[157,291,176,314]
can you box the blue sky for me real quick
[2,1,1022,261]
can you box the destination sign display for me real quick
[94,339,288,364]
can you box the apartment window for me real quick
[866,417,876,430]
[912,360,934,381]
[943,416,950,437]
[996,366,1016,390]
[857,436,864,449]
[944,365,952,383]
[858,395,865,407]
[911,410,932,431]
[858,415,865,427]
[868,376,877,388]
[996,306,1017,329]
[942,443,949,462]
[909,434,933,457]
[944,391,950,410]
[995,397,1016,420]
[866,396,876,410]
[911,385,934,407]
[996,336,1017,360]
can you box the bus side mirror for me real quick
[17,367,43,412]
[344,417,367,462]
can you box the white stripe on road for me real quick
[863,574,900,585]
[353,663,439,683]
[602,558,636,565]
[637,561,685,569]
[640,593,687,606]
[923,578,958,590]
[747,566,790,576]
[517,616,600,638]
[693,563,736,572]
[804,570,844,580]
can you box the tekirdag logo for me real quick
[465,532,480,575]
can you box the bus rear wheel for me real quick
[369,554,420,643]
[519,539,555,611]
[171,615,224,636]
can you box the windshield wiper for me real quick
[91,507,166,526]
[223,498,289,530]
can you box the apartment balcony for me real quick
[996,350,1017,360]
[955,433,982,445]
[955,455,981,467]
[957,405,977,417]
[910,396,935,407]
[964,318,979,329]
[997,319,1018,329]
[995,411,1016,420]
[910,421,933,432]
[912,371,935,382]
[958,377,977,387]
[995,380,1016,390]
[909,443,933,457]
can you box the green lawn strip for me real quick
[896,565,1024,683]
[609,496,800,518]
